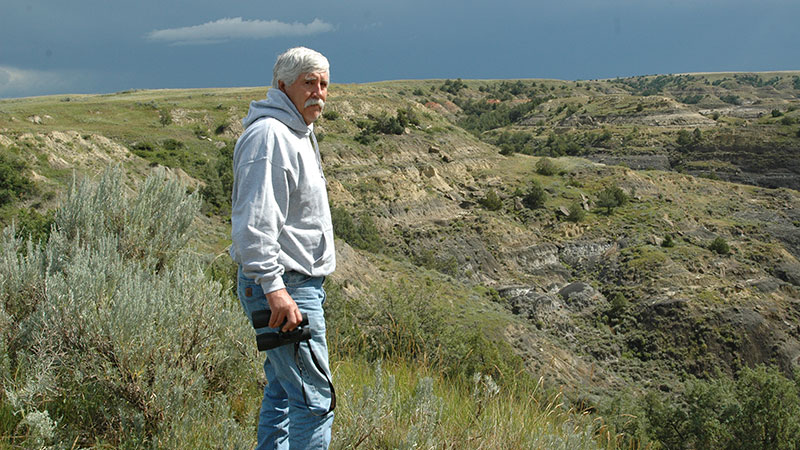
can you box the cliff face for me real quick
[1,75,799,397]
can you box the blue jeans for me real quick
[238,267,335,449]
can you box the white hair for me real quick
[272,47,330,88]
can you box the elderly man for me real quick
[230,46,335,449]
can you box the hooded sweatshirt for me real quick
[230,88,335,294]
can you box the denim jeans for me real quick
[238,267,335,449]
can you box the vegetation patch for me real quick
[0,152,35,207]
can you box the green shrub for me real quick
[641,365,800,450]
[607,293,629,321]
[13,208,54,245]
[330,206,384,254]
[158,109,172,126]
[566,202,585,223]
[677,129,693,148]
[522,181,547,209]
[693,127,702,142]
[162,138,185,152]
[535,157,558,176]
[720,94,742,105]
[412,248,459,276]
[709,236,730,255]
[679,94,704,104]
[492,131,532,155]
[479,189,503,211]
[732,365,800,449]
[131,141,155,154]
[0,153,35,207]
[439,78,467,95]
[199,142,234,216]
[322,110,340,121]
[539,133,584,157]
[354,127,379,145]
[456,97,545,134]
[354,108,420,143]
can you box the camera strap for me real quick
[294,340,336,416]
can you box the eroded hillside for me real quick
[1,74,799,401]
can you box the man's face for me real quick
[280,71,329,125]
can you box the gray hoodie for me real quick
[230,88,335,294]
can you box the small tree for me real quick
[597,190,617,214]
[597,186,627,215]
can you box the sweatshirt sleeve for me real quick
[230,124,294,294]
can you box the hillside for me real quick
[2,73,800,446]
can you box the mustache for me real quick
[304,98,325,109]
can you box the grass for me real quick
[330,357,615,450]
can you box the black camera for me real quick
[251,309,311,351]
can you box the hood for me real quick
[241,88,313,136]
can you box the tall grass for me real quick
[330,359,611,449]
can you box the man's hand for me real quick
[265,288,303,332]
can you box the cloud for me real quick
[0,66,81,98]
[146,17,335,45]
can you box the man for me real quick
[230,47,335,449]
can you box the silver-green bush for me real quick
[1,167,257,448]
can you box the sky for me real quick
[1,0,799,99]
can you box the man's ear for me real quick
[277,80,286,93]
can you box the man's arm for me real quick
[232,125,301,330]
